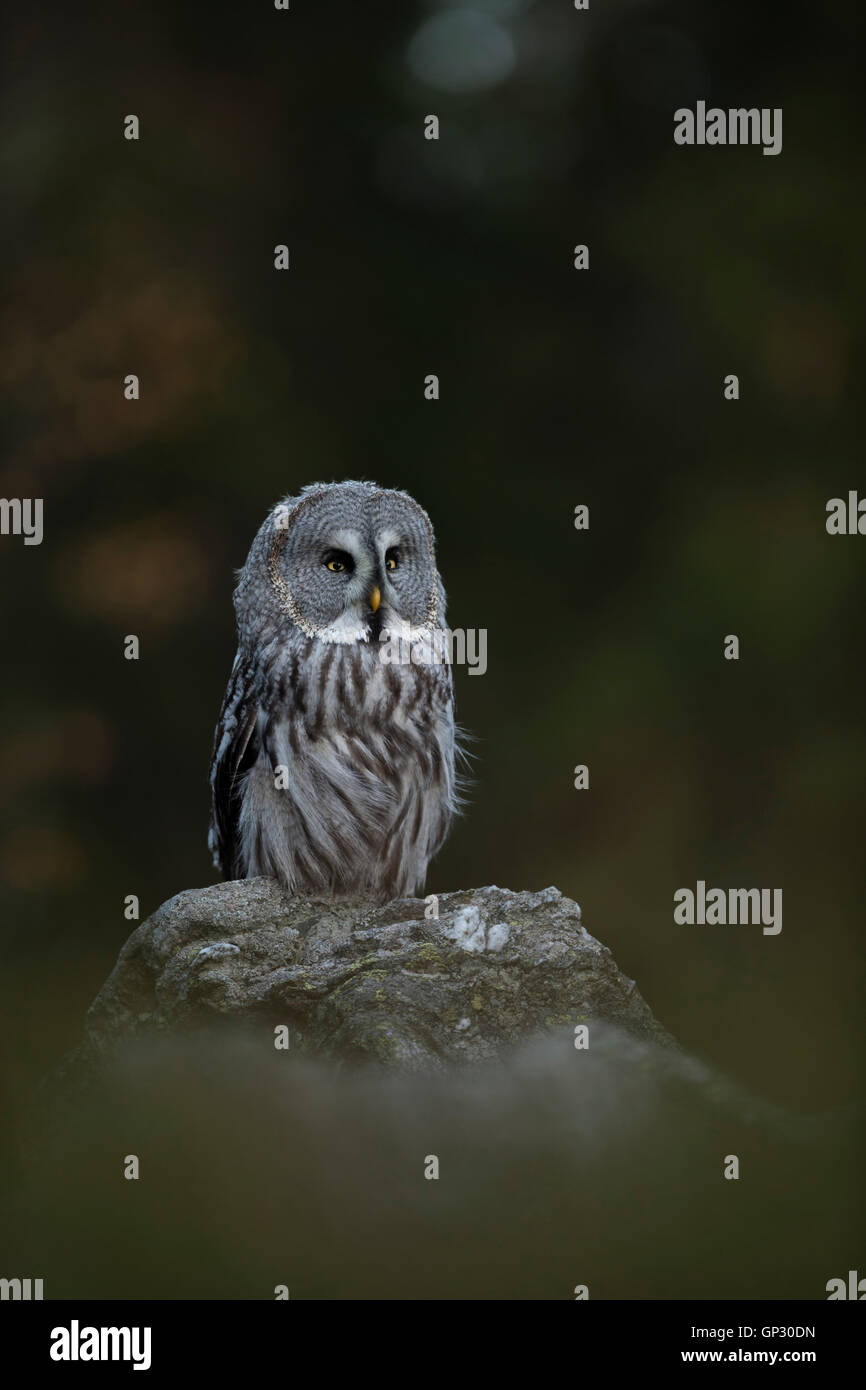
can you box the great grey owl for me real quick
[209,481,460,902]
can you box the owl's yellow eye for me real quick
[385,549,399,571]
[323,549,353,574]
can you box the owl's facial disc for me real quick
[272,487,439,641]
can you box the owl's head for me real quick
[242,481,444,643]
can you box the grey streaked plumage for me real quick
[209,481,461,902]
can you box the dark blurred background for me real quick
[0,0,864,1296]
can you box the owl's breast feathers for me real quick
[209,633,457,901]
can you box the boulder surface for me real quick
[76,879,674,1069]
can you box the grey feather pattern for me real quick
[209,481,461,902]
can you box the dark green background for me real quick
[0,0,863,1297]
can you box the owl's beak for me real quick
[369,586,381,614]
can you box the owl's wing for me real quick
[208,648,260,879]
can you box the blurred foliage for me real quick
[0,0,863,1236]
